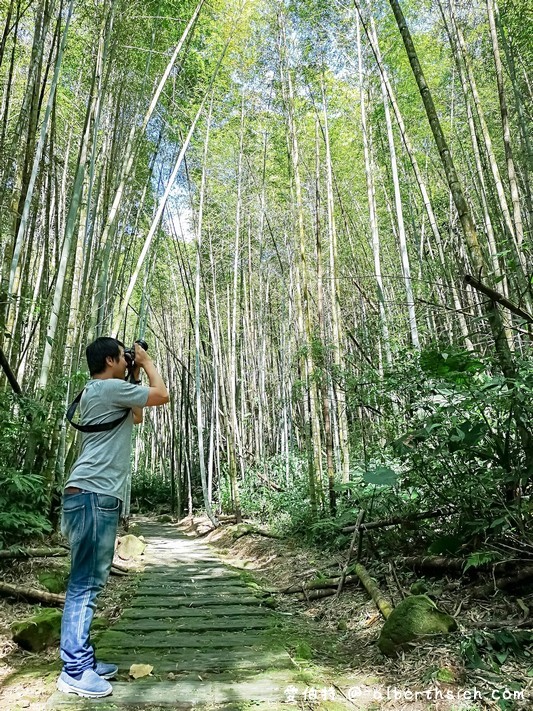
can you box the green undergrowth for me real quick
[214,349,533,567]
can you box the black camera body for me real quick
[124,339,148,375]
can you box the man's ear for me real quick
[105,355,115,368]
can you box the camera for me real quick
[124,339,148,375]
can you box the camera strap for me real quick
[66,389,130,432]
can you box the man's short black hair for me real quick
[86,337,125,376]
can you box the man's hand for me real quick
[134,342,152,370]
[133,343,169,407]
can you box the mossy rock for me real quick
[378,595,457,657]
[409,580,429,596]
[38,570,68,594]
[11,608,62,652]
[157,514,173,523]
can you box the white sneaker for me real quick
[57,668,113,698]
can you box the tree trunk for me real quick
[447,0,528,286]
[356,13,392,369]
[2,0,74,344]
[320,78,350,486]
[354,563,393,619]
[39,9,104,389]
[357,0,472,348]
[314,116,336,516]
[94,0,206,324]
[387,0,516,381]
[194,93,219,528]
[279,14,321,517]
[495,7,533,235]
[112,33,231,335]
[486,0,526,257]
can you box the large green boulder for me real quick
[11,608,62,652]
[378,595,457,657]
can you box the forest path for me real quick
[46,521,352,710]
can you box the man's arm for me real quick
[134,343,169,407]
[132,406,143,425]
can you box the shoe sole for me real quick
[57,677,112,698]
[99,671,117,680]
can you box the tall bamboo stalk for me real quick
[0,0,74,346]
[387,0,516,381]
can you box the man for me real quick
[57,337,169,698]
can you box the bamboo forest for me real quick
[0,0,531,708]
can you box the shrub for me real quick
[0,392,52,547]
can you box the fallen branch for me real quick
[466,618,531,630]
[342,509,447,534]
[470,565,533,598]
[295,588,342,602]
[399,556,520,573]
[0,546,69,560]
[464,274,533,324]
[0,581,65,606]
[276,574,359,595]
[353,563,393,620]
[389,560,407,600]
[289,567,396,610]
[337,509,365,597]
[255,470,284,492]
[400,555,465,572]
[230,524,284,541]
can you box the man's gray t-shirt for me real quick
[66,379,150,501]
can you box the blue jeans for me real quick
[60,491,121,675]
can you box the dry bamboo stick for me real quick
[0,547,68,560]
[353,563,393,619]
[0,581,65,606]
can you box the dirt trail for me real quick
[3,517,523,709]
[45,521,358,709]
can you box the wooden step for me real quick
[134,585,255,597]
[47,670,301,709]
[120,604,271,619]
[129,595,265,608]
[96,629,276,649]
[112,616,275,633]
[94,649,293,674]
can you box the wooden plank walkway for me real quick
[46,521,304,709]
